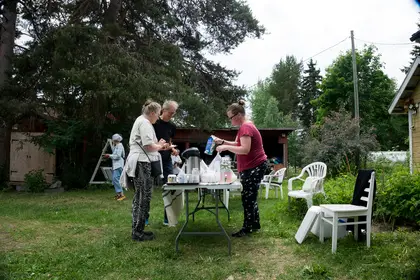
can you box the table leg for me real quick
[215,190,231,256]
[176,191,190,252]
[192,189,202,222]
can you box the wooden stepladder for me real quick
[89,139,113,184]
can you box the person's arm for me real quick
[144,139,166,152]
[167,124,178,153]
[216,135,251,155]
[140,122,167,152]
[108,144,122,160]
[213,136,238,146]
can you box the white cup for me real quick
[185,174,191,183]
[176,174,185,183]
[168,175,177,183]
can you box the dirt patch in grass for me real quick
[0,230,22,252]
[230,237,307,280]
[372,222,393,233]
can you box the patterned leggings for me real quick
[132,162,152,236]
[239,161,268,231]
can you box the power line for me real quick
[354,37,415,46]
[302,36,349,63]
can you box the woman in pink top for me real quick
[215,100,268,237]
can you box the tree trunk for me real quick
[0,0,18,88]
[103,0,121,25]
[0,0,18,178]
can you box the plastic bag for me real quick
[199,160,209,175]
[176,167,186,183]
[208,152,222,173]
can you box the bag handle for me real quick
[136,141,153,163]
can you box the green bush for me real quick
[375,166,420,227]
[366,157,408,181]
[324,173,355,204]
[312,173,356,206]
[24,169,48,193]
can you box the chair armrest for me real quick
[308,177,324,193]
[288,176,304,191]
[265,175,278,183]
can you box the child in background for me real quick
[171,151,182,175]
[103,134,126,201]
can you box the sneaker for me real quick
[117,195,126,201]
[132,232,155,242]
[163,218,169,226]
[145,219,149,226]
[143,231,154,236]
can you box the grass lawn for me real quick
[1,186,419,280]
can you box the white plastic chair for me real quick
[260,168,286,199]
[288,162,327,208]
[319,171,375,253]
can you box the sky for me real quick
[209,0,420,90]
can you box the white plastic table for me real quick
[164,181,241,255]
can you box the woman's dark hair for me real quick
[227,99,246,116]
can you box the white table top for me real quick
[164,181,242,191]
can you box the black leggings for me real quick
[239,161,268,230]
[132,162,152,236]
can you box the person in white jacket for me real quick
[103,134,126,201]
[123,100,169,242]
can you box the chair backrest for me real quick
[270,168,286,183]
[301,162,327,193]
[302,162,327,179]
[262,169,275,182]
[361,171,376,216]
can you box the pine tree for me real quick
[298,59,322,130]
[403,13,420,73]
[267,55,302,119]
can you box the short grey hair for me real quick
[142,99,161,115]
[162,100,178,111]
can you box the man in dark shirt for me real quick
[153,100,179,225]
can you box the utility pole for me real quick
[350,30,360,128]
[351,30,361,170]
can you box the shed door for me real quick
[10,133,31,182]
[28,143,55,183]
[10,132,56,183]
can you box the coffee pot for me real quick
[181,147,201,175]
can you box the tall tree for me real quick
[403,13,420,73]
[2,0,265,187]
[0,0,18,171]
[250,80,270,126]
[267,55,302,119]
[298,59,322,130]
[250,81,297,128]
[315,45,408,150]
